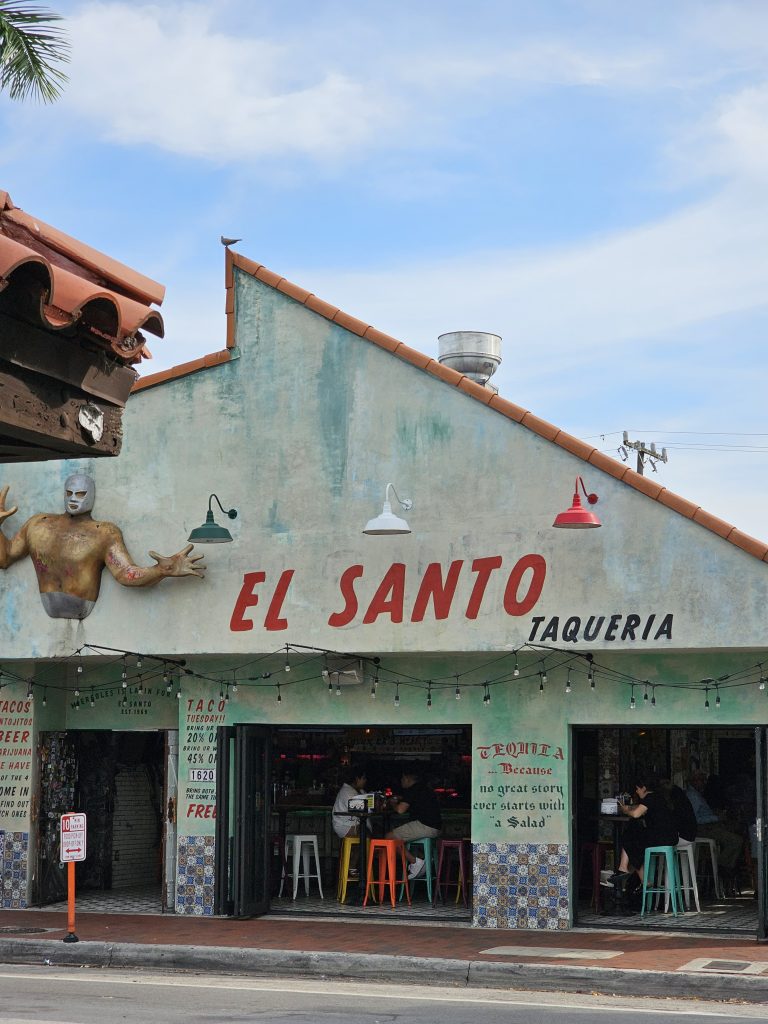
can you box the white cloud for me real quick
[62,3,394,162]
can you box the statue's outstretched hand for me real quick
[149,543,207,578]
[0,486,18,524]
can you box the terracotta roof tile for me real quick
[303,294,341,320]
[455,376,497,405]
[488,394,528,423]
[361,326,401,353]
[727,530,768,561]
[553,433,598,463]
[133,349,232,391]
[332,309,370,335]
[277,279,313,304]
[656,490,700,519]
[390,342,433,371]
[622,473,665,500]
[140,253,768,562]
[519,411,561,442]
[691,508,737,541]
[587,450,631,481]
[0,190,163,364]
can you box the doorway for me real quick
[573,726,759,935]
[215,724,472,920]
[35,730,174,913]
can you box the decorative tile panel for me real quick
[1,831,29,909]
[472,842,570,929]
[176,834,215,916]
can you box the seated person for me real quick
[661,779,697,847]
[610,771,678,886]
[386,766,442,879]
[685,770,743,887]
[332,767,368,840]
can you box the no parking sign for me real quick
[60,812,86,863]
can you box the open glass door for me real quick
[756,727,767,941]
[214,724,271,918]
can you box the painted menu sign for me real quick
[473,737,567,843]
[0,696,32,826]
[181,697,221,825]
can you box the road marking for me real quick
[479,945,623,959]
[0,970,761,1017]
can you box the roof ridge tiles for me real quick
[136,250,768,563]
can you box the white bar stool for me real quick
[279,834,325,900]
[693,837,723,899]
[669,841,700,912]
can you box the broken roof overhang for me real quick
[0,190,164,364]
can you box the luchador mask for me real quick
[64,473,96,516]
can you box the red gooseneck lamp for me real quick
[553,476,601,529]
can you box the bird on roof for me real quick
[221,236,242,247]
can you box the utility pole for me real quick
[620,432,669,476]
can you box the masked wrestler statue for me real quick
[0,473,205,620]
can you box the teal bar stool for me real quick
[641,845,682,917]
[399,837,438,903]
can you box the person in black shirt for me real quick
[386,767,442,879]
[609,771,678,886]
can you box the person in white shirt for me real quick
[332,768,368,839]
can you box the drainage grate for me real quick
[681,957,768,975]
[0,926,51,935]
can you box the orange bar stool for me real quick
[434,838,470,907]
[336,835,360,904]
[363,839,411,908]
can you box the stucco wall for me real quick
[0,267,766,660]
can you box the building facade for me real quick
[1,249,767,931]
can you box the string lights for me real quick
[2,641,766,719]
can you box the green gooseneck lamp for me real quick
[188,494,238,544]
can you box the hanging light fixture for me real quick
[393,683,400,708]
[187,494,238,544]
[553,476,601,529]
[363,483,413,535]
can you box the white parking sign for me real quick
[60,812,86,863]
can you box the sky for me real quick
[3,1,768,538]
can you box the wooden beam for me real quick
[0,311,136,407]
[0,365,122,461]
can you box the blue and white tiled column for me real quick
[176,835,215,915]
[473,842,570,929]
[1,831,29,909]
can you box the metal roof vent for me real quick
[437,331,502,387]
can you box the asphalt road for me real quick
[0,967,763,1024]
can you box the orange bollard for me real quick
[63,861,78,943]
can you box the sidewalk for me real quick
[1,908,768,1003]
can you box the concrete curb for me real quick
[1,939,767,1003]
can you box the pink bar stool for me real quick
[435,838,470,907]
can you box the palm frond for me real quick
[0,2,69,103]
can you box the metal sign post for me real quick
[60,812,86,943]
